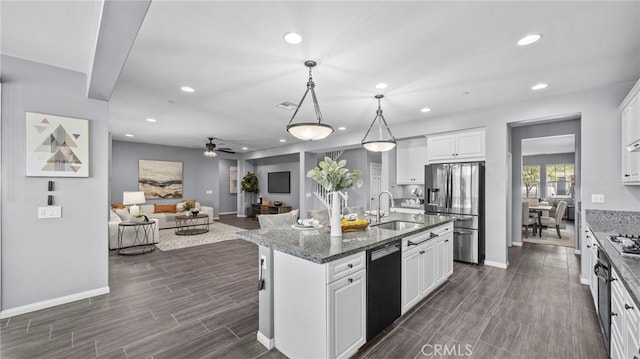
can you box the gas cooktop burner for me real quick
[608,234,640,256]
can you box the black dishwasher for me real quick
[366,240,401,341]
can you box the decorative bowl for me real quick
[191,210,200,216]
[273,201,283,207]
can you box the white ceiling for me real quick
[522,134,575,156]
[2,1,640,153]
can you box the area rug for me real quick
[155,222,244,251]
[523,228,575,248]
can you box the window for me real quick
[522,165,540,198]
[546,164,575,198]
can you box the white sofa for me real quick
[108,201,214,250]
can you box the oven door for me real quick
[595,249,611,356]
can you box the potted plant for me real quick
[182,201,196,216]
[131,212,147,222]
[307,157,362,236]
[241,171,259,203]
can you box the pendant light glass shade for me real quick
[362,94,397,152]
[286,60,334,141]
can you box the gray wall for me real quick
[523,152,576,199]
[218,158,238,214]
[511,119,581,246]
[1,56,109,312]
[254,154,300,208]
[111,140,221,216]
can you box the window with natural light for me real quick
[522,165,540,198]
[546,164,575,198]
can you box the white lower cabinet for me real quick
[401,223,454,314]
[584,229,598,309]
[610,267,640,359]
[273,251,365,359]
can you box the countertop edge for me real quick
[237,217,454,264]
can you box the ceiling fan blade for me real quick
[218,148,235,154]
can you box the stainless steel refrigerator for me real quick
[424,162,485,264]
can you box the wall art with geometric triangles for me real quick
[25,112,89,177]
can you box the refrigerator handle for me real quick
[446,166,452,208]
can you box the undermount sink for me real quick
[371,220,420,231]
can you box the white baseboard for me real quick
[511,241,523,247]
[257,331,275,349]
[580,277,590,285]
[484,260,508,269]
[0,286,110,319]
[237,214,247,218]
[219,211,237,215]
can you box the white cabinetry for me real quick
[426,129,485,164]
[396,138,427,184]
[401,223,453,314]
[273,251,365,359]
[584,228,598,309]
[610,267,640,359]
[621,79,640,184]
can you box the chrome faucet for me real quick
[377,191,394,223]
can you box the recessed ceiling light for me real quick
[284,32,302,44]
[125,134,134,137]
[518,33,542,46]
[420,107,431,113]
[375,83,388,89]
[338,127,346,131]
[531,83,548,90]
[145,118,156,123]
[242,147,248,150]
[181,86,195,93]
[279,139,286,143]
[462,91,470,95]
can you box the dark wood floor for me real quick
[1,215,605,359]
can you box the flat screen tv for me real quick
[268,171,290,193]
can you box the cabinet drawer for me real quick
[326,252,365,283]
[402,231,433,252]
[431,223,453,237]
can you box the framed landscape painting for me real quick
[138,160,183,199]
[25,112,89,177]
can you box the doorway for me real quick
[369,163,382,211]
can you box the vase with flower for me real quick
[307,157,362,237]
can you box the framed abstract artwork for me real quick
[138,160,183,199]
[25,112,90,177]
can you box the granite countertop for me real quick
[236,212,453,264]
[585,209,640,307]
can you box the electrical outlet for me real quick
[38,206,61,218]
[591,194,605,203]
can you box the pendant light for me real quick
[286,60,334,141]
[362,94,397,152]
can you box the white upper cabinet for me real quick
[621,79,640,184]
[427,129,485,163]
[396,138,427,184]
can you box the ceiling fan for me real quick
[203,137,235,158]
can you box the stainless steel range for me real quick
[607,234,640,256]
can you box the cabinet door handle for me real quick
[347,264,353,268]
[419,250,425,254]
[635,143,639,147]
[611,312,618,317]
[625,303,635,310]
[348,278,353,283]
[445,239,449,242]
[586,244,591,248]
[625,174,631,177]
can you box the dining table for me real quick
[528,205,553,237]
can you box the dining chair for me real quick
[258,209,299,229]
[540,200,568,238]
[522,202,537,238]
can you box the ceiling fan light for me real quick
[287,123,334,141]
[203,150,218,158]
[362,140,397,152]
[286,60,333,141]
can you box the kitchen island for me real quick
[236,212,453,359]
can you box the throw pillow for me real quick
[111,203,125,209]
[154,204,177,213]
[114,208,131,221]
[185,199,196,206]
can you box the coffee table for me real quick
[175,213,210,235]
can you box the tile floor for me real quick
[0,216,605,358]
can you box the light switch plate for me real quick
[38,206,61,218]
[591,194,605,203]
[306,193,311,198]
[206,190,213,194]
